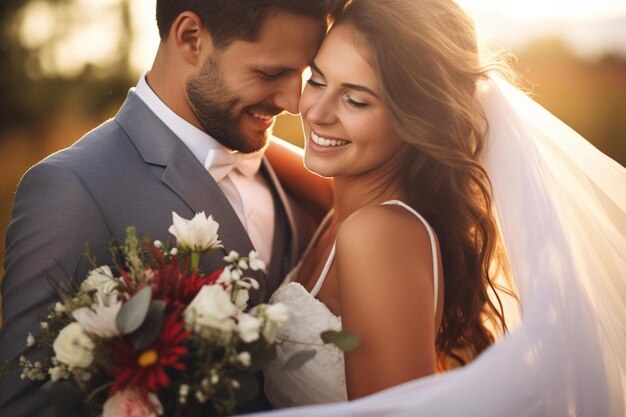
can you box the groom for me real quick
[0,0,336,415]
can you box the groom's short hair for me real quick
[156,0,342,48]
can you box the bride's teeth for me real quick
[311,132,348,147]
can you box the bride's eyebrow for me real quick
[310,61,379,99]
[309,61,325,76]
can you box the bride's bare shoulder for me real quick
[335,203,436,272]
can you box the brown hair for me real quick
[334,0,510,368]
[156,0,343,48]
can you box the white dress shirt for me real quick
[133,73,275,266]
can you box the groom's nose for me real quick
[272,74,302,115]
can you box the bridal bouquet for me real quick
[16,212,289,416]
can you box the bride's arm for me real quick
[266,137,334,222]
[335,205,442,399]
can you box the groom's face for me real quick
[186,11,325,153]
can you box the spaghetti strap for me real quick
[381,200,439,313]
[310,243,336,297]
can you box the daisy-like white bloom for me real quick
[168,212,222,253]
[72,293,122,338]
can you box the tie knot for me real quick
[205,148,263,182]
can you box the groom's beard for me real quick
[186,55,271,154]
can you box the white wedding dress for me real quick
[264,200,440,408]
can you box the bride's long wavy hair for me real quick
[333,0,511,368]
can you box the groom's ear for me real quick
[170,11,213,66]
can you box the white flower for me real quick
[154,240,163,248]
[26,333,35,347]
[265,303,289,324]
[248,251,265,271]
[54,302,67,313]
[103,389,163,417]
[81,266,119,295]
[254,303,289,343]
[237,313,261,343]
[237,351,251,367]
[49,365,69,382]
[236,277,259,291]
[216,267,234,286]
[72,294,122,338]
[52,323,94,368]
[184,285,238,334]
[238,259,249,270]
[224,250,239,263]
[168,212,222,253]
[233,289,249,309]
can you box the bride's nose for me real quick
[303,94,337,126]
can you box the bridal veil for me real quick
[249,74,625,416]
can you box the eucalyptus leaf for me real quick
[116,286,152,334]
[282,349,317,371]
[321,330,360,352]
[131,300,166,350]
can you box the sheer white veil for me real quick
[247,74,625,416]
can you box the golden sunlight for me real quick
[456,0,626,20]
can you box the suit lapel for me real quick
[115,91,255,261]
[116,93,297,303]
[161,141,256,256]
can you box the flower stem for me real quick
[191,252,200,273]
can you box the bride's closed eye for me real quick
[306,77,326,88]
[343,94,369,109]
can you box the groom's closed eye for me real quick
[254,66,295,80]
[257,70,286,80]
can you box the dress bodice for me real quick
[264,200,440,408]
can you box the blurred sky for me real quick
[17,0,626,77]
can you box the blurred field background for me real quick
[1,0,625,293]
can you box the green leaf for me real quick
[131,300,166,350]
[116,286,152,334]
[282,349,317,371]
[321,330,360,352]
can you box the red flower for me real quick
[145,242,223,310]
[110,311,190,399]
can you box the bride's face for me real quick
[300,25,404,179]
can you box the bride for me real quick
[258,0,626,415]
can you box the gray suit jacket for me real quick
[0,91,308,415]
